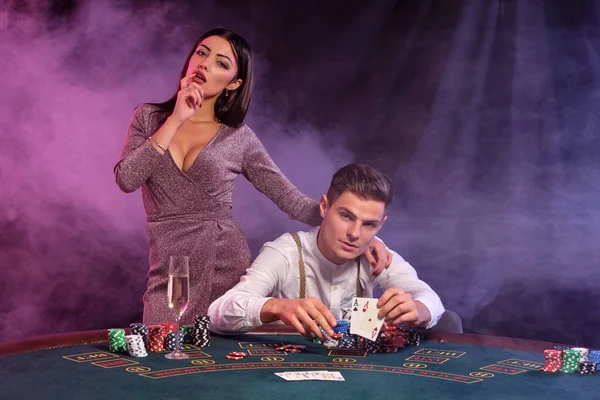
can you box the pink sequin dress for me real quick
[115,104,321,325]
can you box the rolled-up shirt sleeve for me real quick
[208,244,290,334]
[375,252,445,329]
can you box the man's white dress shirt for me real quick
[208,227,445,333]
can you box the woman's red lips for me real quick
[193,71,207,83]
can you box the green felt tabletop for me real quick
[0,333,598,400]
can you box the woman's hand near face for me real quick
[171,73,206,123]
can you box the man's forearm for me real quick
[260,298,282,324]
[415,300,432,327]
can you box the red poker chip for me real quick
[276,346,289,351]
[228,352,246,357]
[286,349,301,353]
[226,355,244,360]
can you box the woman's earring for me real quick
[224,90,229,97]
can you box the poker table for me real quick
[1,326,598,400]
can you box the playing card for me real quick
[275,371,304,381]
[275,372,291,381]
[275,371,345,381]
[350,297,374,334]
[320,371,345,381]
[358,302,384,341]
[326,371,345,381]
[275,371,344,381]
[299,371,319,380]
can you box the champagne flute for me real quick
[165,255,190,360]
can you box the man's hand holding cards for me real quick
[351,288,431,340]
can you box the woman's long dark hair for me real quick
[150,28,253,128]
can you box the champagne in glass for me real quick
[165,255,190,360]
[168,274,189,317]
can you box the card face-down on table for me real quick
[351,297,384,340]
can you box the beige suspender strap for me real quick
[356,259,363,297]
[291,232,307,299]
[292,232,364,298]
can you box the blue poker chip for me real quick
[333,320,350,334]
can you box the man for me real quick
[208,164,444,339]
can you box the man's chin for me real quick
[335,247,360,262]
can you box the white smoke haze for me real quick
[0,0,351,340]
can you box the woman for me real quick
[115,28,390,325]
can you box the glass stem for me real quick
[175,315,180,353]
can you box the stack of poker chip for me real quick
[129,323,149,346]
[226,351,247,360]
[391,330,410,348]
[329,320,353,348]
[353,334,366,350]
[164,331,185,351]
[310,322,421,353]
[333,320,350,335]
[579,361,597,375]
[356,327,383,354]
[147,325,167,352]
[560,349,580,373]
[398,325,420,346]
[161,322,177,334]
[193,315,211,347]
[277,344,306,353]
[180,324,194,344]
[310,326,340,347]
[365,338,383,353]
[571,347,589,362]
[542,347,598,375]
[541,349,563,372]
[337,334,355,348]
[319,326,340,348]
[379,323,402,353]
[362,324,419,353]
[107,329,127,353]
[125,334,148,357]
[588,351,600,364]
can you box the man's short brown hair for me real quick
[326,163,393,209]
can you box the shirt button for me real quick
[332,285,338,291]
